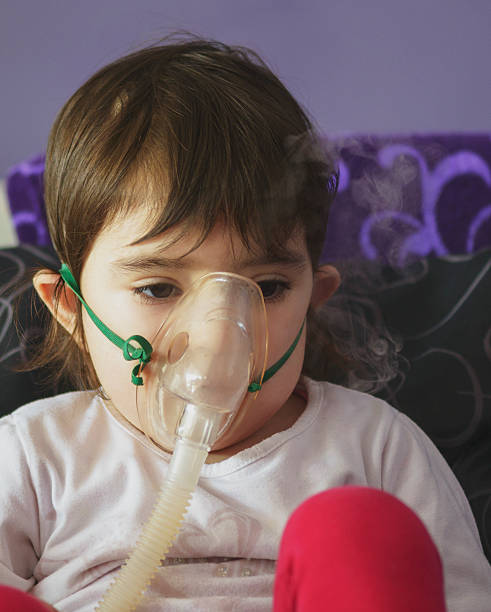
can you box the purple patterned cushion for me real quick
[323,133,491,264]
[6,134,491,262]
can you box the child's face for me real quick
[78,207,322,455]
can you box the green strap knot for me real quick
[247,381,262,393]
[123,335,152,363]
[123,335,153,386]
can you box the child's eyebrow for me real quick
[239,252,309,269]
[110,255,189,273]
[110,251,308,274]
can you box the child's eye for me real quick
[257,279,291,302]
[133,283,182,302]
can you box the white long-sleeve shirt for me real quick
[1,378,490,611]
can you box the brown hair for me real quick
[33,35,341,390]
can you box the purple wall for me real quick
[1,0,490,178]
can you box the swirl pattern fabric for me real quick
[322,133,491,264]
[332,250,491,560]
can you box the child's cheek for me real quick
[81,309,140,423]
[244,329,307,434]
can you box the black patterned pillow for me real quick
[378,250,491,559]
[333,248,491,559]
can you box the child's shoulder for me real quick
[303,378,438,464]
[304,378,441,458]
[0,390,103,437]
[0,391,105,473]
[305,377,397,422]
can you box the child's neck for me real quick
[205,392,307,464]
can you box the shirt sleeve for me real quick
[381,410,491,612]
[0,416,39,591]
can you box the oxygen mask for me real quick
[136,272,268,452]
[59,265,269,450]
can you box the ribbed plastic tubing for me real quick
[95,442,208,611]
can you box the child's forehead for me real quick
[93,210,308,270]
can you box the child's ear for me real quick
[33,270,79,336]
[311,265,340,310]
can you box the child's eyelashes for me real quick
[133,283,182,303]
[133,278,291,304]
[257,279,291,302]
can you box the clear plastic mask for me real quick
[136,272,268,451]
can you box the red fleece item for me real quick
[274,486,446,612]
[0,585,55,611]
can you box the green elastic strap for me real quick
[59,264,153,386]
[247,320,305,393]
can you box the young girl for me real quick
[0,37,489,611]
